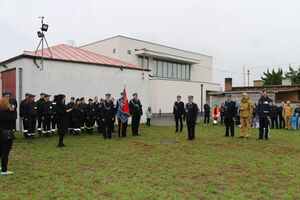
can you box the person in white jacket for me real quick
[146,106,152,126]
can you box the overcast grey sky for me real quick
[1,0,300,87]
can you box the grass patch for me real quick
[1,123,300,199]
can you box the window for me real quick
[157,60,163,77]
[167,62,172,78]
[138,56,143,67]
[163,61,168,77]
[127,50,131,55]
[153,58,190,80]
[153,59,157,76]
[138,56,149,68]
[113,48,116,54]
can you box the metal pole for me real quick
[247,70,250,86]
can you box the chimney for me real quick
[225,78,232,91]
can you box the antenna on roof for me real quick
[35,16,53,70]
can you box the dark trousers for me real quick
[51,116,56,132]
[96,118,103,133]
[86,117,95,133]
[22,118,29,136]
[186,120,195,140]
[58,130,66,146]
[37,117,43,133]
[0,138,13,172]
[103,119,113,139]
[42,116,51,133]
[28,117,37,135]
[204,113,210,124]
[147,118,151,126]
[279,115,285,129]
[220,115,224,125]
[81,118,86,133]
[175,115,183,131]
[68,116,74,133]
[259,117,270,139]
[131,115,141,136]
[225,118,234,136]
[118,118,128,137]
[271,117,278,129]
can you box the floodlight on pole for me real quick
[35,16,52,70]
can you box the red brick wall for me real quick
[275,91,300,102]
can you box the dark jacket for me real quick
[270,106,279,118]
[24,101,38,118]
[0,110,15,130]
[101,100,115,120]
[185,102,198,122]
[9,98,17,119]
[86,103,96,118]
[224,101,237,119]
[220,106,225,116]
[71,106,82,121]
[278,106,284,116]
[20,99,28,117]
[37,98,45,117]
[257,96,273,118]
[55,102,69,133]
[129,99,143,117]
[41,101,54,116]
[204,104,210,115]
[173,101,185,116]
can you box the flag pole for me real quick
[120,117,122,138]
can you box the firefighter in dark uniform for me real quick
[173,95,185,133]
[257,91,273,140]
[129,93,143,136]
[185,95,198,140]
[117,92,128,137]
[41,94,53,137]
[224,94,237,137]
[37,93,46,136]
[51,97,57,135]
[24,94,38,139]
[20,93,30,138]
[3,92,18,130]
[67,97,76,134]
[98,99,105,133]
[79,97,87,133]
[93,96,101,133]
[86,98,96,134]
[101,93,115,139]
[111,98,117,133]
[72,99,82,135]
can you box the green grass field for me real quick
[1,123,300,200]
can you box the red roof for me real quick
[23,44,145,70]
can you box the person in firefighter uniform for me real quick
[257,91,273,140]
[85,98,96,134]
[24,94,38,139]
[185,95,198,140]
[173,95,185,133]
[37,93,46,136]
[79,97,87,133]
[101,94,115,139]
[41,94,53,137]
[67,97,76,134]
[71,99,82,135]
[129,93,143,136]
[20,93,30,138]
[238,93,253,138]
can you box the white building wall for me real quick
[1,58,150,130]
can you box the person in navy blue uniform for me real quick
[101,93,115,139]
[257,91,273,140]
[224,94,237,137]
[129,93,143,136]
[93,96,102,133]
[71,98,82,135]
[24,94,38,139]
[79,97,87,133]
[40,94,53,137]
[37,93,46,136]
[185,95,198,140]
[54,94,72,147]
[67,97,76,134]
[173,95,185,133]
[20,93,30,138]
[85,98,96,134]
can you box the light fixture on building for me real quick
[37,31,44,38]
[41,23,49,32]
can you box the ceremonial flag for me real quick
[117,87,130,122]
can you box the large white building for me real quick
[0,36,220,130]
[81,35,221,114]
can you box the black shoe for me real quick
[180,130,183,133]
[175,130,178,133]
[239,136,244,138]
[265,138,269,141]
[256,138,263,140]
[224,135,229,137]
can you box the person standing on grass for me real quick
[129,93,143,136]
[294,104,300,130]
[212,104,220,125]
[220,103,225,125]
[101,93,115,139]
[173,95,184,132]
[257,91,273,140]
[203,101,210,125]
[224,94,236,137]
[185,95,198,141]
[0,98,15,175]
[238,93,252,139]
[283,101,294,130]
[278,102,285,129]
[270,102,279,129]
[146,106,152,126]
[54,94,72,147]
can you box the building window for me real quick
[113,48,116,53]
[127,50,131,55]
[138,56,149,68]
[153,58,190,80]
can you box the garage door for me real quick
[2,69,16,98]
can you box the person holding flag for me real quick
[117,89,130,137]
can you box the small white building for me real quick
[0,44,150,130]
[81,35,221,114]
